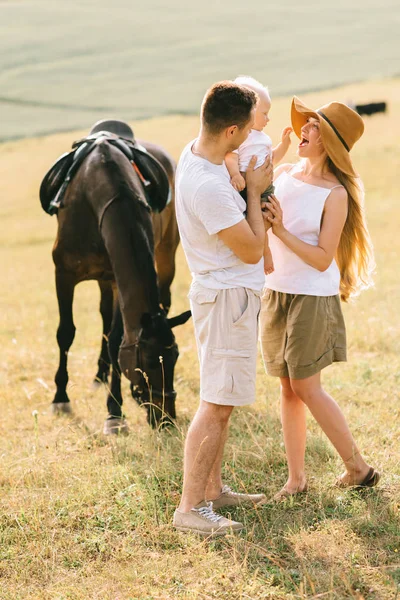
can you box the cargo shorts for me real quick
[189,283,261,406]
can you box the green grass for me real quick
[1,0,400,140]
[0,79,399,598]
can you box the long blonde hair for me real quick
[327,157,375,302]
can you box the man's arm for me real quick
[218,155,273,264]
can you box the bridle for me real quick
[120,317,178,406]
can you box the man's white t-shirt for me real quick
[175,140,264,291]
[234,129,273,171]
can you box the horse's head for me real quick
[119,310,191,427]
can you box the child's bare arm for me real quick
[272,127,293,165]
[225,152,246,191]
[263,236,274,274]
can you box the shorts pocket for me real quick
[232,290,250,326]
[324,296,337,349]
[208,348,254,399]
[232,289,260,326]
[188,285,219,305]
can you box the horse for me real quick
[46,122,191,432]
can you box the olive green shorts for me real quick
[260,289,347,380]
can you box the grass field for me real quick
[1,0,400,140]
[0,78,400,599]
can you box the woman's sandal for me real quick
[271,483,308,503]
[335,467,380,489]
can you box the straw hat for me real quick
[291,96,364,177]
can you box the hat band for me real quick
[317,110,350,152]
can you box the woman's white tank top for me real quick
[265,167,342,296]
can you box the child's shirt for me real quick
[234,129,273,171]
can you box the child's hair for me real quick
[234,75,270,99]
[201,81,257,135]
[326,157,375,301]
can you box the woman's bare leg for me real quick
[278,377,308,495]
[291,372,371,484]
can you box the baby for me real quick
[226,76,292,274]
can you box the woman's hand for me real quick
[266,195,286,236]
[261,202,272,231]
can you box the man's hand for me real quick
[231,173,246,192]
[246,155,273,196]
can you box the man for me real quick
[173,81,272,537]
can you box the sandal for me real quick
[271,483,308,503]
[336,467,380,489]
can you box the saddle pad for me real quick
[131,146,171,213]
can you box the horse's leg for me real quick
[103,303,129,435]
[93,280,113,387]
[52,271,76,414]
[155,210,179,314]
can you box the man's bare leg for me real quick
[205,422,229,501]
[178,401,233,513]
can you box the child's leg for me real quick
[261,185,275,275]
[261,183,275,201]
[264,236,274,275]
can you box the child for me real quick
[225,76,292,274]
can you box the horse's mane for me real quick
[100,142,161,316]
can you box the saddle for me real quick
[39,119,171,216]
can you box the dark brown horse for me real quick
[49,130,190,431]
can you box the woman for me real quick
[261,96,379,500]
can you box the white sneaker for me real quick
[173,501,243,537]
[210,485,266,509]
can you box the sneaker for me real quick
[210,485,266,509]
[173,501,243,537]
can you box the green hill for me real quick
[1,0,399,140]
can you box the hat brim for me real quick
[291,96,358,177]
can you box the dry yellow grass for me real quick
[0,78,399,599]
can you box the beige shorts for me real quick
[260,289,347,380]
[189,283,261,406]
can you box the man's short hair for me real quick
[201,81,257,135]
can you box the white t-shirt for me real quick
[175,140,264,291]
[234,129,273,171]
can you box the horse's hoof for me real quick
[51,403,72,415]
[103,418,129,436]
